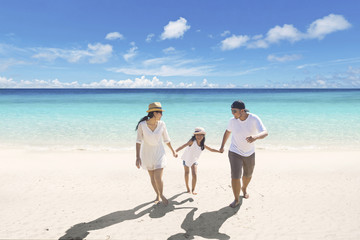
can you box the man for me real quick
[220,100,268,208]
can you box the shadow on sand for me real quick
[167,197,243,240]
[58,192,193,240]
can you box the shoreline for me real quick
[1,149,360,239]
[1,143,359,153]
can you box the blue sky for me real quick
[1,0,359,88]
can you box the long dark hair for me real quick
[135,112,155,131]
[190,135,205,151]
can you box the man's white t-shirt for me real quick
[227,113,266,157]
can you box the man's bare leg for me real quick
[230,178,241,208]
[242,176,251,199]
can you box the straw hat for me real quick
[146,102,164,113]
[194,127,206,135]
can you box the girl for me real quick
[176,127,220,195]
[135,102,178,205]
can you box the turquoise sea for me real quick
[0,89,359,151]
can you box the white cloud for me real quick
[105,32,124,40]
[110,65,211,77]
[225,83,236,88]
[252,34,263,40]
[123,42,138,62]
[1,76,173,88]
[82,76,167,88]
[142,56,201,68]
[235,67,268,76]
[267,54,302,62]
[247,39,269,49]
[296,63,319,69]
[146,33,155,42]
[221,30,231,37]
[306,14,351,39]
[0,77,80,88]
[32,43,113,64]
[87,43,113,63]
[82,76,213,88]
[177,82,196,88]
[161,17,191,40]
[0,59,28,71]
[296,57,360,70]
[0,76,15,87]
[201,78,218,88]
[115,54,213,77]
[348,66,360,75]
[0,43,27,55]
[221,14,351,50]
[221,35,250,50]
[143,57,171,66]
[266,24,303,43]
[163,47,176,54]
[269,66,360,88]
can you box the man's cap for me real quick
[231,100,249,112]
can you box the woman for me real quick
[135,102,177,205]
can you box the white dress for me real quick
[136,120,171,170]
[181,141,203,167]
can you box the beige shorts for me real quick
[228,151,255,179]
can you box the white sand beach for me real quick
[1,149,360,240]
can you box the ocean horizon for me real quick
[1,88,359,152]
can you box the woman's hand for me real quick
[173,152,178,158]
[136,157,141,169]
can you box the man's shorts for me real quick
[228,151,255,179]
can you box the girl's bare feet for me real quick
[192,191,198,195]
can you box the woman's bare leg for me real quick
[148,170,160,203]
[154,168,168,206]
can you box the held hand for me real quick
[173,152,178,158]
[246,136,256,143]
[136,157,141,169]
[219,147,224,153]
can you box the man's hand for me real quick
[246,136,256,143]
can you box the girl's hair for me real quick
[135,111,162,130]
[190,135,205,151]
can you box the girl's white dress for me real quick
[136,120,170,170]
[181,141,203,167]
